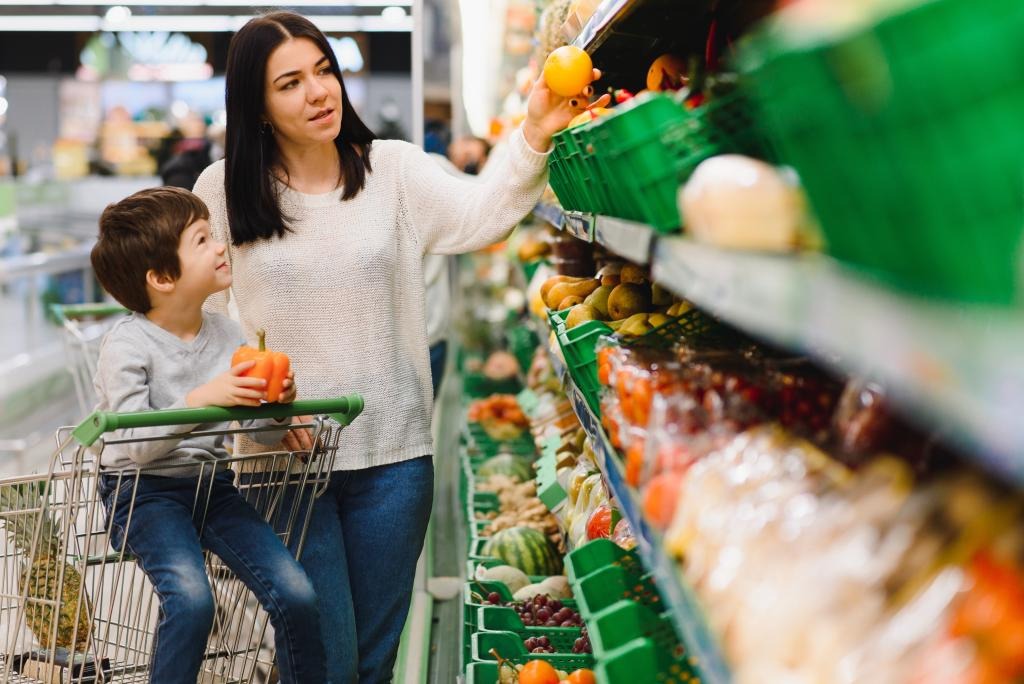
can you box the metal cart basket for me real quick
[49,304,128,418]
[0,396,362,683]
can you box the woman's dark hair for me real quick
[224,11,376,245]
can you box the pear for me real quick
[541,275,578,303]
[566,303,599,329]
[583,285,613,319]
[557,295,584,310]
[648,313,670,328]
[596,262,624,288]
[667,300,693,317]
[618,313,653,337]
[546,279,600,309]
[607,283,652,320]
[651,282,674,306]
[620,263,648,285]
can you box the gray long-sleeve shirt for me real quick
[93,311,288,476]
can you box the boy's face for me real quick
[175,218,231,299]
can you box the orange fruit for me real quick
[647,53,688,92]
[643,471,683,529]
[520,659,561,684]
[567,107,614,128]
[567,670,597,684]
[543,46,594,97]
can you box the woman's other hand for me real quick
[522,68,610,153]
[282,415,314,452]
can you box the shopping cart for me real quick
[48,304,128,418]
[0,396,363,684]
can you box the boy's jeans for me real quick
[99,469,327,684]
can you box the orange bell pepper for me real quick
[231,329,290,403]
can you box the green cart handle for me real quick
[72,395,364,447]
[49,302,128,324]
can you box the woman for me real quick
[194,11,603,682]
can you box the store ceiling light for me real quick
[0,13,413,30]
[380,5,405,21]
[103,4,131,23]
[0,0,411,5]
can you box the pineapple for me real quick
[0,483,91,652]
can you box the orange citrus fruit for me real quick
[567,670,597,684]
[520,660,561,684]
[543,46,593,97]
[567,107,613,128]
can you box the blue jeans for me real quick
[279,456,433,684]
[99,469,327,684]
[429,341,448,399]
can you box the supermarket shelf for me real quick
[534,203,652,264]
[533,202,564,231]
[572,0,634,53]
[550,342,732,684]
[562,211,594,243]
[569,0,715,93]
[534,200,1024,484]
[652,237,1024,484]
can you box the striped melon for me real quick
[482,526,563,576]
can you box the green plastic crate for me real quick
[565,539,643,584]
[471,631,594,670]
[463,373,522,399]
[548,309,611,416]
[465,661,593,684]
[535,451,567,510]
[507,326,539,383]
[463,581,582,669]
[740,0,1024,303]
[575,565,664,620]
[464,422,536,458]
[469,491,500,520]
[550,92,764,232]
[549,127,593,212]
[589,601,683,659]
[468,558,551,585]
[477,606,582,653]
[597,637,702,684]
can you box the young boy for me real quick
[89,187,326,684]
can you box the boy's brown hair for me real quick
[91,186,210,313]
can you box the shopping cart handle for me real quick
[49,302,128,324]
[72,395,364,447]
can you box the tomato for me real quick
[519,659,560,684]
[543,46,594,97]
[586,504,620,540]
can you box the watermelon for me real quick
[483,526,563,576]
[477,453,533,482]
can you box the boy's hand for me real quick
[186,361,267,408]
[278,371,297,404]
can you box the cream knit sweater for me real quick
[194,128,549,469]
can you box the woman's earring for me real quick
[262,121,274,134]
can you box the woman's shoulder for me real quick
[193,159,226,197]
[369,138,421,168]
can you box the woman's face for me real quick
[264,37,343,149]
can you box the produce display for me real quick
[456,2,1024,683]
[469,395,531,440]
